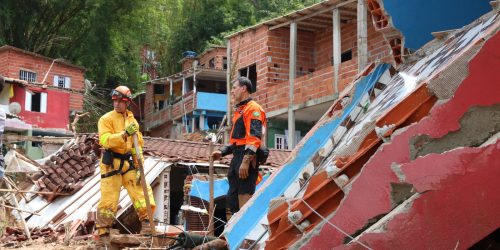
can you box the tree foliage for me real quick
[0,0,321,130]
[0,0,322,86]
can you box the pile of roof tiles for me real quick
[0,226,56,243]
[33,134,101,201]
[143,137,290,168]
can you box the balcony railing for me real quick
[145,91,227,131]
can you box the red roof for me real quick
[34,135,290,200]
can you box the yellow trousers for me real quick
[96,159,156,235]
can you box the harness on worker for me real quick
[101,149,136,179]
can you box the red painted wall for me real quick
[11,85,70,129]
[0,47,85,111]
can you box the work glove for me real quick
[212,150,222,160]
[239,154,256,179]
[125,123,139,136]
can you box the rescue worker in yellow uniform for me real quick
[213,77,267,216]
[95,86,155,247]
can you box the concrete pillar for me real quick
[225,39,232,144]
[333,8,341,95]
[357,0,368,72]
[191,117,196,132]
[169,78,173,104]
[182,76,186,96]
[199,112,206,130]
[288,22,297,150]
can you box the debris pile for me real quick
[0,226,56,243]
[181,131,207,142]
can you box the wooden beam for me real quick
[317,9,357,19]
[270,0,356,31]
[308,17,334,25]
[0,188,71,196]
[0,203,41,216]
[297,26,318,32]
[298,21,329,29]
[4,134,72,143]
[5,182,32,241]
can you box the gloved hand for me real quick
[212,150,222,160]
[239,154,256,179]
[125,123,139,136]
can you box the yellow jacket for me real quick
[98,110,144,161]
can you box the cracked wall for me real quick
[410,104,500,159]
[297,18,500,250]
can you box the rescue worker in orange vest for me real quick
[95,86,155,247]
[213,77,267,216]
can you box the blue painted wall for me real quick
[383,0,491,49]
[196,92,227,112]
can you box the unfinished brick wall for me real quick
[182,58,196,71]
[228,12,393,114]
[144,82,156,128]
[198,47,227,70]
[181,47,228,71]
[0,47,85,111]
[230,26,270,90]
[0,52,8,76]
[149,120,173,138]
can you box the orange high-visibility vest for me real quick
[229,99,267,152]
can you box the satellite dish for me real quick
[9,102,21,114]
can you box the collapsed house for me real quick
[222,2,500,250]
[0,135,288,246]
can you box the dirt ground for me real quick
[2,238,94,249]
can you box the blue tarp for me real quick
[189,174,270,201]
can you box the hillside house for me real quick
[226,0,396,149]
[0,45,85,131]
[143,46,228,138]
